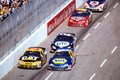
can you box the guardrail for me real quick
[0,0,85,79]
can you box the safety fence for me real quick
[0,0,67,61]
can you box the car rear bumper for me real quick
[48,66,71,71]
[68,21,87,27]
[18,64,41,69]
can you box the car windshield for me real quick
[55,35,74,41]
[23,51,41,57]
[54,51,70,57]
[72,11,88,17]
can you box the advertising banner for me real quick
[47,0,76,35]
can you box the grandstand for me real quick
[0,0,67,60]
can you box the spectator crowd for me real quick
[0,0,29,22]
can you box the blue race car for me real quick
[84,0,108,11]
[50,33,77,52]
[48,48,76,70]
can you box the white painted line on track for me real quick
[104,12,110,19]
[75,45,79,50]
[111,46,118,54]
[100,59,107,68]
[113,3,119,8]
[94,22,101,29]
[45,72,53,80]
[89,73,96,80]
[82,33,90,41]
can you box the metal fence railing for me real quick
[0,0,69,61]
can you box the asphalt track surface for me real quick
[2,0,120,80]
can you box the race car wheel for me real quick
[89,16,92,23]
[75,57,76,64]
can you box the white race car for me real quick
[84,0,108,11]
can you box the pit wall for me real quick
[0,0,84,79]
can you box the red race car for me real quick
[68,8,92,27]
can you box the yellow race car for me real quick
[18,47,47,69]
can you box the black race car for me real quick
[50,33,77,52]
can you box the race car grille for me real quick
[20,63,37,68]
[50,66,68,70]
[23,60,35,62]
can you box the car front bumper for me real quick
[48,65,72,71]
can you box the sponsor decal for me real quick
[52,58,67,64]
[22,56,38,60]
[55,41,70,47]
[47,0,76,35]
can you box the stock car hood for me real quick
[70,17,87,21]
[20,55,40,61]
[87,0,105,7]
[49,57,72,65]
[54,41,70,48]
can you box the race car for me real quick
[68,8,92,27]
[50,32,77,52]
[84,0,108,11]
[48,48,76,70]
[18,47,47,69]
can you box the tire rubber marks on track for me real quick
[45,72,53,80]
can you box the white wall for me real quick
[0,24,47,80]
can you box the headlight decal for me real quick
[18,60,24,64]
[34,61,41,65]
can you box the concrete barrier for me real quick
[0,23,47,79]
[0,0,85,79]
